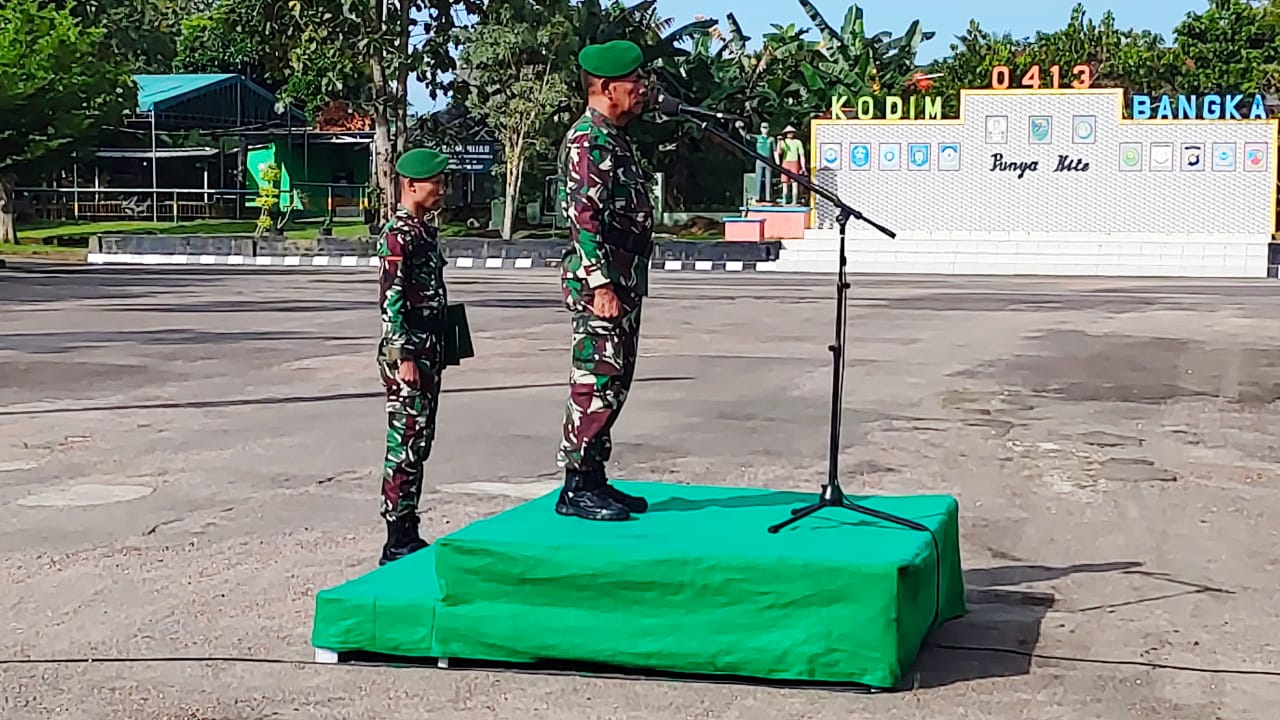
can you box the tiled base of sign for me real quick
[774,230,1272,278]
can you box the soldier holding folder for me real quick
[374,147,471,565]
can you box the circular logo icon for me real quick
[1074,120,1093,139]
[822,146,838,164]
[1247,150,1263,166]
[1217,149,1231,162]
[1122,148,1139,166]
[884,149,896,162]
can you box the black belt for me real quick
[601,232,653,257]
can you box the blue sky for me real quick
[658,0,1209,64]
[408,0,1209,110]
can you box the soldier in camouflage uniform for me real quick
[376,147,450,565]
[554,40,655,522]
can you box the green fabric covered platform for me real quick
[312,482,966,688]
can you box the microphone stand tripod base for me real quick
[769,483,933,534]
[768,481,854,533]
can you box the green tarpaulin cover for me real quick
[312,482,965,687]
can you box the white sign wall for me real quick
[791,89,1279,277]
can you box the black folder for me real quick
[443,303,474,366]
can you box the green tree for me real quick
[0,0,135,242]
[920,22,1017,116]
[173,0,362,115]
[926,5,1177,116]
[459,0,575,239]
[226,0,481,221]
[64,0,188,72]
[174,0,277,84]
[1171,0,1280,96]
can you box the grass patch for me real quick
[438,222,477,237]
[13,219,482,244]
[13,219,372,242]
[0,243,88,260]
[4,220,730,258]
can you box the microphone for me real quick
[656,94,747,124]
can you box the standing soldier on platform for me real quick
[376,147,450,564]
[554,40,655,522]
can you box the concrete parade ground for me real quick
[1,263,1278,719]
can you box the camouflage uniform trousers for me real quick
[379,357,443,520]
[556,288,643,473]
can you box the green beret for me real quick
[395,147,449,180]
[578,40,645,79]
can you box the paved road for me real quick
[2,264,1278,719]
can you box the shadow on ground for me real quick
[0,376,698,417]
[955,330,1280,407]
[907,560,1143,689]
[1,329,360,354]
[0,266,335,305]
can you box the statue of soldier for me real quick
[553,40,655,521]
[754,122,774,203]
[376,147,451,564]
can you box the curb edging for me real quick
[85,253,777,273]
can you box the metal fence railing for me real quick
[13,183,370,224]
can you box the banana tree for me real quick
[573,0,717,69]
[717,12,751,61]
[743,23,828,129]
[795,0,935,106]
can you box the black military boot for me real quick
[596,467,648,513]
[555,468,630,521]
[380,514,429,566]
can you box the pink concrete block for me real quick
[723,218,765,242]
[745,207,810,240]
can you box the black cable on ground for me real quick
[925,643,1280,678]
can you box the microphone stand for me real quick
[682,114,930,536]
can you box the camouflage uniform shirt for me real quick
[558,107,655,299]
[377,206,447,363]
